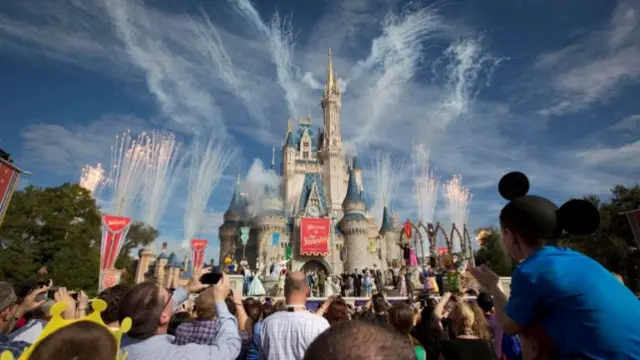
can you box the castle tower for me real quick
[281,119,296,211]
[155,242,169,286]
[380,204,401,267]
[218,174,244,265]
[320,47,347,218]
[339,166,369,273]
[135,247,155,283]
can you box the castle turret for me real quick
[339,166,369,273]
[282,120,296,211]
[135,247,155,284]
[218,174,244,264]
[155,242,169,286]
[252,175,286,268]
[379,204,401,267]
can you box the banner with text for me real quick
[300,217,330,256]
[100,215,132,271]
[191,239,208,272]
[0,160,21,227]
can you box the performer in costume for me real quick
[398,242,411,266]
[398,268,408,296]
[242,267,252,296]
[276,265,288,297]
[468,171,640,360]
[409,247,418,267]
[249,268,266,296]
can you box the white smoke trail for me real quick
[349,7,442,146]
[184,135,236,242]
[442,175,472,252]
[229,0,300,119]
[369,152,405,226]
[139,131,184,229]
[435,37,503,128]
[412,143,439,223]
[107,131,148,217]
[79,163,107,198]
[240,159,283,216]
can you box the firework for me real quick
[107,131,148,217]
[443,174,472,252]
[79,163,107,197]
[412,143,440,258]
[370,151,405,225]
[139,131,184,229]
[184,134,236,242]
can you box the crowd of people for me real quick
[1,171,640,359]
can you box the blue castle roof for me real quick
[298,172,327,214]
[343,167,364,203]
[379,205,393,233]
[285,130,296,148]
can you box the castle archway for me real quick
[301,259,331,275]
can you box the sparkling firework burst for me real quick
[370,151,405,226]
[79,163,107,198]
[443,174,472,252]
[107,131,148,217]
[412,143,440,257]
[184,134,236,243]
[139,131,184,229]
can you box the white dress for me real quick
[249,270,266,296]
[324,278,334,297]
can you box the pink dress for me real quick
[409,248,418,266]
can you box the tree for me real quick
[0,184,102,289]
[560,184,640,291]
[474,227,515,276]
[0,184,160,292]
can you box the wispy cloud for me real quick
[536,0,640,116]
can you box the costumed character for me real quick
[324,276,335,297]
[277,265,288,297]
[409,247,418,267]
[398,268,408,296]
[398,243,411,266]
[249,269,266,296]
[363,271,373,298]
[242,267,252,296]
[330,276,341,296]
[0,300,132,360]
[230,260,238,274]
[224,253,233,272]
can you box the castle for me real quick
[132,49,406,285]
[218,49,404,275]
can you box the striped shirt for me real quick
[121,288,241,360]
[259,310,330,360]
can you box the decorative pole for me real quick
[240,226,250,260]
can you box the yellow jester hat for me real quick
[1,300,132,360]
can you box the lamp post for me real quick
[239,226,250,260]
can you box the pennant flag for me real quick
[191,239,208,272]
[625,208,640,248]
[403,220,412,239]
[0,160,22,227]
[285,245,292,261]
[272,232,280,247]
[100,215,132,271]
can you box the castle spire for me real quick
[236,167,240,185]
[324,46,336,97]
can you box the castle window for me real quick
[303,141,309,148]
[303,151,309,158]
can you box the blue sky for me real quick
[0,0,638,258]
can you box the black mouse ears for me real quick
[498,171,530,201]
[557,199,601,235]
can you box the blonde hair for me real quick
[449,301,491,341]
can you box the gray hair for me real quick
[0,282,17,312]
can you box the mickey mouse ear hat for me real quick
[498,171,600,239]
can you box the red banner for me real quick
[300,218,330,256]
[100,269,121,291]
[100,215,132,271]
[191,239,208,272]
[403,220,412,239]
[0,160,21,227]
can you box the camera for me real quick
[200,266,223,285]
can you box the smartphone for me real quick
[200,271,222,285]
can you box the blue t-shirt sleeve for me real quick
[505,266,539,328]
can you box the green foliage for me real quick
[0,184,159,292]
[559,184,640,291]
[474,227,515,276]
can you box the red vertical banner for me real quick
[0,160,21,227]
[100,215,131,291]
[403,220,412,239]
[191,239,208,272]
[299,218,330,256]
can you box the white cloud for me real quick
[536,0,640,116]
[577,141,640,171]
[610,114,640,132]
[19,115,148,175]
[3,0,638,234]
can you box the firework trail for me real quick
[79,163,107,198]
[370,152,405,226]
[443,174,472,252]
[184,134,236,243]
[139,131,184,229]
[107,131,148,217]
[412,143,440,256]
